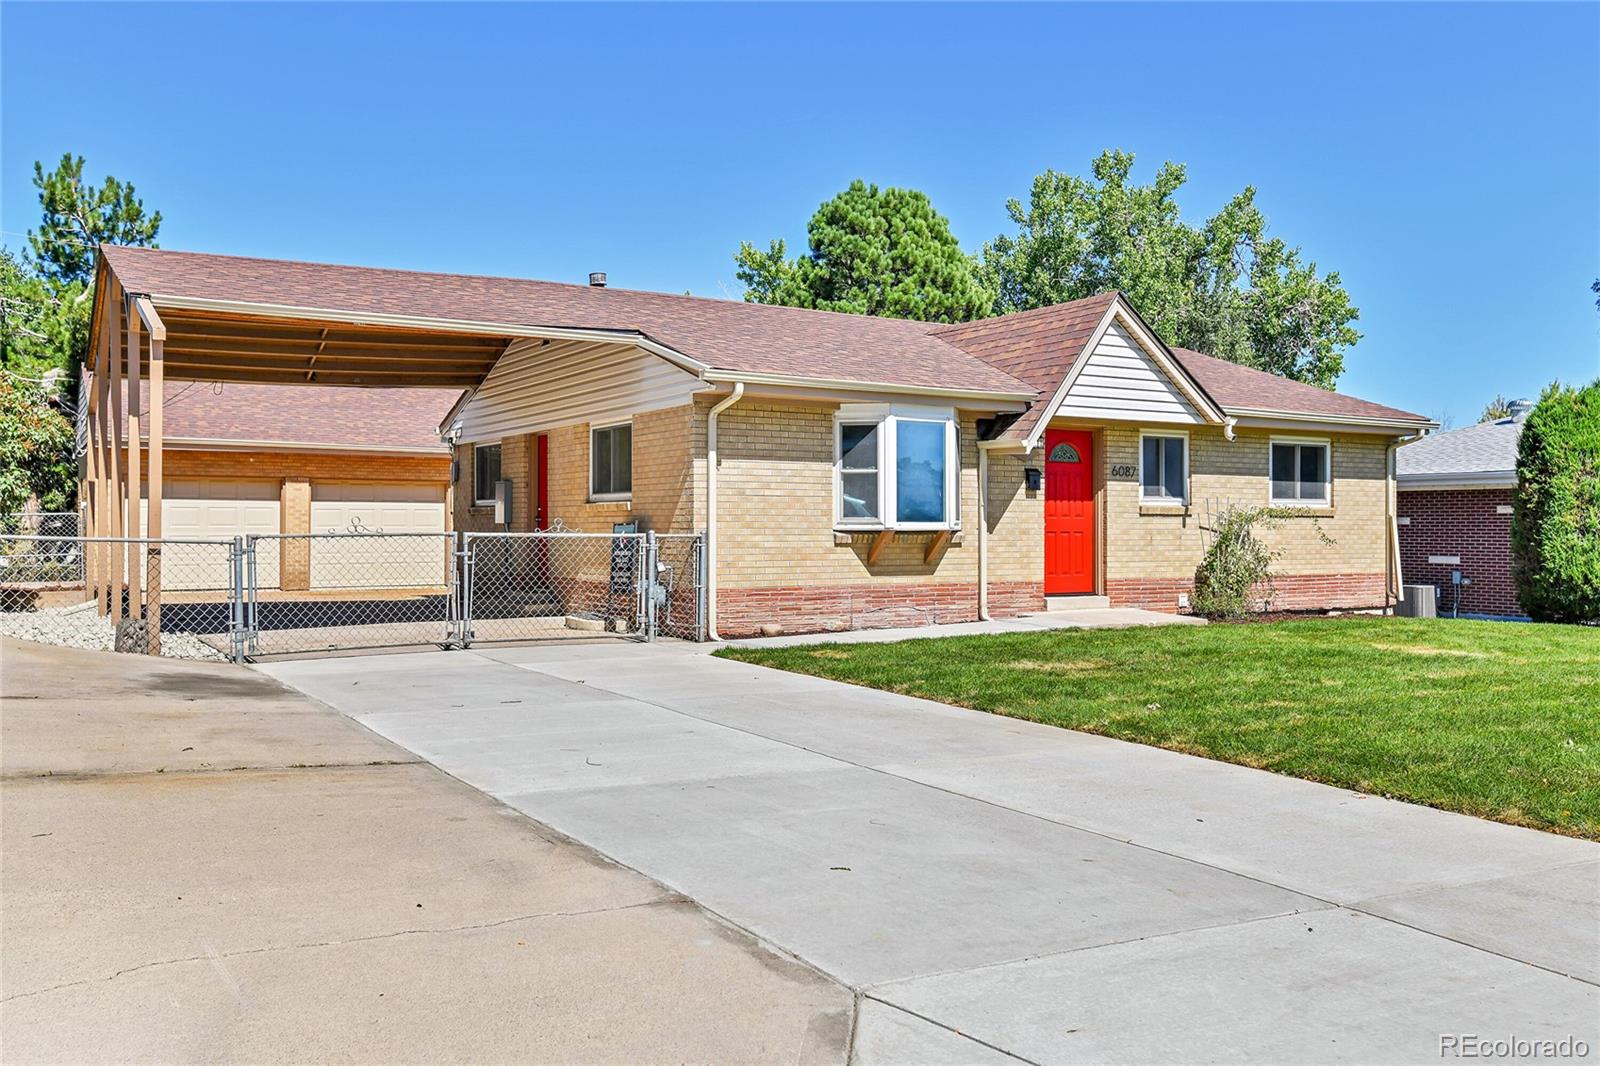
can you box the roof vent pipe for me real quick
[588,272,607,288]
[1508,398,1534,421]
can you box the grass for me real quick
[716,617,1600,839]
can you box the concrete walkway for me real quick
[0,638,849,1063]
[263,641,1599,1064]
[715,606,1204,649]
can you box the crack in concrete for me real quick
[1,759,422,782]
[1,897,669,1004]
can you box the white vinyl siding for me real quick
[451,338,702,444]
[1056,322,1202,425]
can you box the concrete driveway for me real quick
[0,638,849,1063]
[263,641,1599,1064]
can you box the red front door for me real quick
[534,433,549,530]
[1044,429,1095,594]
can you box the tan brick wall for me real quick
[1097,425,1390,584]
[453,405,700,536]
[280,479,311,590]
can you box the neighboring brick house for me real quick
[92,246,1435,638]
[78,379,458,589]
[1396,402,1530,619]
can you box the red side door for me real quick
[1044,429,1095,595]
[534,433,549,530]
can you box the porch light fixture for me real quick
[1025,467,1043,492]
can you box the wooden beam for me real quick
[107,279,125,620]
[158,316,509,350]
[146,333,163,655]
[156,364,483,387]
[923,529,952,564]
[867,529,893,567]
[125,296,142,624]
[161,339,502,365]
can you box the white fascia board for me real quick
[700,368,1035,405]
[1397,470,1516,489]
[1229,408,1438,433]
[148,293,711,375]
[124,436,450,457]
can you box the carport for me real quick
[80,245,688,654]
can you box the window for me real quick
[473,443,501,506]
[835,405,959,529]
[590,422,633,500]
[1270,440,1330,505]
[1140,433,1188,503]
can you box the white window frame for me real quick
[588,419,634,502]
[1269,436,1332,507]
[832,404,961,532]
[472,442,502,506]
[1138,430,1190,505]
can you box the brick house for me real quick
[91,247,1434,637]
[1396,402,1530,619]
[78,379,457,589]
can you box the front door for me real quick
[1044,429,1095,594]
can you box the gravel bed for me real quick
[0,605,229,662]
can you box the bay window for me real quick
[1270,439,1330,505]
[835,405,960,530]
[1140,432,1188,504]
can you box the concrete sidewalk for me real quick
[264,641,1599,1064]
[0,638,850,1064]
[713,605,1204,649]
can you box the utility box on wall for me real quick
[493,479,514,527]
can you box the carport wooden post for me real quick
[125,296,143,621]
[106,282,126,619]
[139,296,166,656]
[83,313,103,606]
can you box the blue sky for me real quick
[3,2,1596,423]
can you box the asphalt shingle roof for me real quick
[1396,414,1525,484]
[101,246,1431,431]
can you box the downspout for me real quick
[705,381,745,640]
[977,444,992,621]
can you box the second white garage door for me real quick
[309,483,448,589]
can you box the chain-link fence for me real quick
[3,529,705,662]
[245,533,458,658]
[1,534,238,661]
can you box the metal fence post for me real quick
[244,535,260,655]
[695,533,707,641]
[459,534,475,648]
[644,530,659,642]
[229,536,246,664]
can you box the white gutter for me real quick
[704,381,745,640]
[1227,407,1438,432]
[699,368,1034,405]
[1396,470,1517,489]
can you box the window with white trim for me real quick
[835,405,960,530]
[1140,432,1188,503]
[1270,440,1330,504]
[590,422,633,500]
[473,443,501,506]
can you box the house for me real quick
[1396,401,1531,619]
[77,378,458,588]
[86,246,1434,638]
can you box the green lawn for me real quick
[716,617,1600,839]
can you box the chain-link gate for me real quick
[4,528,705,662]
[243,532,459,658]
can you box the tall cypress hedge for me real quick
[1511,379,1600,623]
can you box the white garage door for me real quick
[142,479,281,540]
[139,480,280,591]
[309,483,448,590]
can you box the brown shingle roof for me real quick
[102,246,1429,430]
[106,379,456,452]
[930,292,1120,442]
[102,245,1035,397]
[1169,347,1429,425]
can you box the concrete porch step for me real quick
[1044,594,1111,612]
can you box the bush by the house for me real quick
[1512,379,1600,623]
[1191,505,1283,620]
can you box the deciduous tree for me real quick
[980,150,1360,388]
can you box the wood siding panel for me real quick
[451,338,703,444]
[1056,322,1202,425]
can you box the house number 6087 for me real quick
[1110,464,1137,478]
